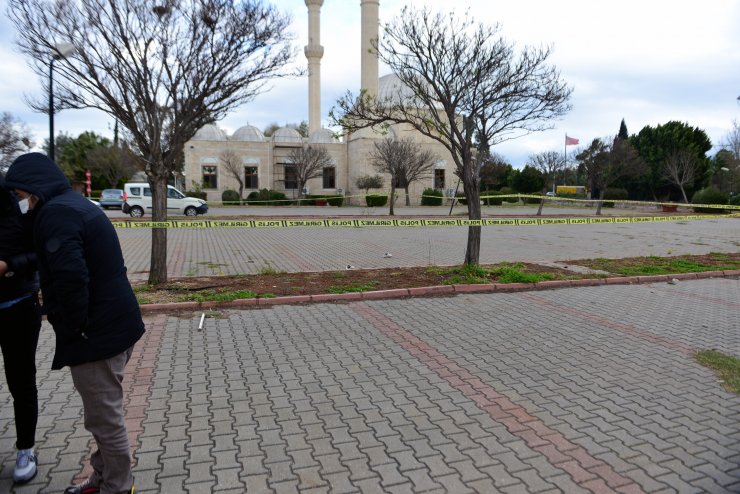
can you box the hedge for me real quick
[366,194,388,207]
[221,189,240,205]
[421,188,443,206]
[692,187,728,214]
[246,189,290,206]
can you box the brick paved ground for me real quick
[119,215,740,282]
[1,278,739,493]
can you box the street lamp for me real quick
[720,167,729,194]
[48,42,77,162]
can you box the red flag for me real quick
[565,135,579,146]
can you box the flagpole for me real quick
[562,133,567,194]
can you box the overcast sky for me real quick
[1,0,738,167]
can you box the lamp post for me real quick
[48,42,77,162]
[720,167,729,194]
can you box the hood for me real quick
[5,152,71,202]
[0,172,13,216]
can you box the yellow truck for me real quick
[556,185,587,196]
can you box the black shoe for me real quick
[63,477,100,494]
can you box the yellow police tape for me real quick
[111,213,740,229]
[497,194,740,211]
[216,192,740,211]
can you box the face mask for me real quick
[18,197,30,215]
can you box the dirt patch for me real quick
[132,253,740,305]
[134,263,580,304]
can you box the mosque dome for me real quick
[232,125,265,142]
[378,73,416,103]
[308,128,337,144]
[192,124,228,141]
[272,127,303,143]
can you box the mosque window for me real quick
[202,165,218,189]
[322,167,336,189]
[434,169,445,190]
[244,166,258,189]
[284,164,298,189]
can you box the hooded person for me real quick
[5,153,144,494]
[0,172,41,484]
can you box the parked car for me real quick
[121,183,208,217]
[99,188,125,209]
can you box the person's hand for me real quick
[0,260,7,276]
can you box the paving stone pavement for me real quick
[1,277,739,493]
[114,213,740,282]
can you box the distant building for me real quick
[183,0,455,205]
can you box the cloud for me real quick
[1,0,738,166]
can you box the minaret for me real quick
[305,0,324,135]
[360,0,379,98]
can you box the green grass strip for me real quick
[327,282,379,294]
[695,350,740,394]
[178,289,258,302]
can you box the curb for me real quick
[139,269,740,313]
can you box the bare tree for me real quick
[287,145,334,204]
[577,139,609,215]
[577,137,646,215]
[332,6,571,264]
[219,149,245,200]
[664,149,696,203]
[8,0,297,284]
[87,142,139,188]
[371,138,437,211]
[527,151,566,215]
[722,119,740,160]
[0,112,33,171]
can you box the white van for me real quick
[122,183,208,217]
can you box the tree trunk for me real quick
[680,186,688,204]
[463,180,482,265]
[148,172,169,284]
[405,186,410,206]
[389,184,395,216]
[595,189,605,216]
[298,181,305,206]
[536,187,546,216]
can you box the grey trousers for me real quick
[70,346,134,494]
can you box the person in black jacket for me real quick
[0,173,41,484]
[5,153,144,494]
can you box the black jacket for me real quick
[5,153,144,369]
[0,175,38,302]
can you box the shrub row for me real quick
[217,186,738,212]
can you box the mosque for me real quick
[182,0,456,205]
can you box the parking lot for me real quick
[0,206,738,493]
[107,206,740,281]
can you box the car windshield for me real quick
[168,188,185,199]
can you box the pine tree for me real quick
[618,119,629,140]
